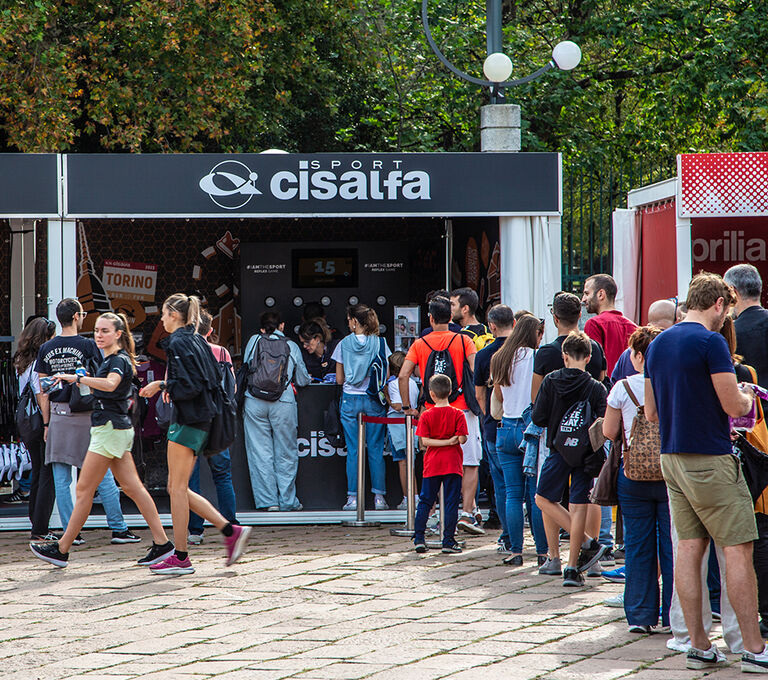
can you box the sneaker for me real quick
[457,513,485,535]
[654,625,672,634]
[266,505,280,512]
[441,542,463,554]
[629,624,651,634]
[30,542,68,568]
[30,532,61,542]
[741,645,768,673]
[4,489,29,503]
[224,525,252,566]
[187,533,204,545]
[503,554,523,566]
[577,538,609,574]
[563,567,584,587]
[414,540,428,553]
[397,497,408,511]
[342,496,357,511]
[149,554,195,575]
[667,637,692,652]
[111,529,141,544]
[599,549,616,566]
[602,566,626,583]
[614,546,625,563]
[137,541,175,566]
[586,564,602,577]
[472,506,483,524]
[72,534,85,546]
[604,593,624,608]
[374,495,389,511]
[539,557,562,575]
[686,643,726,670]
[496,542,513,554]
[538,555,548,566]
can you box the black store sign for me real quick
[64,152,560,217]
[0,153,60,217]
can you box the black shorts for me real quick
[536,448,593,505]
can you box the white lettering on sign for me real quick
[297,431,347,458]
[246,264,287,274]
[102,260,158,302]
[692,230,767,263]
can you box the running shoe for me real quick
[224,525,252,566]
[30,532,61,542]
[414,540,428,554]
[603,593,624,608]
[137,541,175,566]
[686,644,726,670]
[30,542,68,568]
[441,542,463,554]
[563,567,584,587]
[577,538,609,574]
[629,624,651,634]
[503,554,523,566]
[111,529,141,544]
[3,489,29,503]
[149,554,195,575]
[457,512,485,535]
[742,645,768,673]
[374,495,389,510]
[342,496,357,511]
[187,533,204,546]
[599,549,616,566]
[539,557,562,575]
[72,534,85,546]
[602,566,626,583]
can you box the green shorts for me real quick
[167,423,209,455]
[89,422,135,459]
[661,452,758,546]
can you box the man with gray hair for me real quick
[724,264,768,390]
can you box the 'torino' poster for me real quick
[102,260,158,302]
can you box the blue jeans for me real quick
[484,437,509,549]
[340,393,386,496]
[188,449,237,535]
[52,462,127,532]
[617,464,673,626]
[496,417,547,554]
[414,473,462,547]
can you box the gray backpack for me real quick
[247,335,292,401]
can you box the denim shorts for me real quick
[536,447,593,504]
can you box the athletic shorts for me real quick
[661,452,758,546]
[536,447,593,505]
[168,423,209,455]
[89,422,134,459]
[461,411,483,466]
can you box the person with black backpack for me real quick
[532,330,608,587]
[242,310,310,512]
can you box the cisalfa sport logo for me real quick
[198,160,262,209]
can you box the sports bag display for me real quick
[621,380,663,482]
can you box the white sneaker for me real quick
[667,637,691,653]
[603,593,624,608]
[342,496,357,511]
[374,495,389,510]
[187,533,203,545]
[686,643,726,670]
[397,497,408,510]
[741,644,768,673]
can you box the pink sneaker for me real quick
[224,525,252,566]
[149,553,195,575]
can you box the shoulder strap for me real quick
[747,364,759,384]
[622,379,640,408]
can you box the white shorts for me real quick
[461,410,482,466]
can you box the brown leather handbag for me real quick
[622,380,664,482]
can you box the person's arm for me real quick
[475,385,487,415]
[712,372,754,418]
[644,378,658,423]
[291,343,311,388]
[55,371,121,392]
[530,372,544,403]
[602,405,622,441]
[35,372,50,440]
[399,359,418,415]
[335,362,345,386]
[420,435,461,447]
[531,378,551,427]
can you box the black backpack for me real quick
[420,334,461,406]
[247,335,293,401]
[554,398,594,466]
[15,380,43,443]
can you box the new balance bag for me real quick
[554,399,594,466]
[15,381,43,443]
[247,335,292,401]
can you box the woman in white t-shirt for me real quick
[491,314,546,566]
[602,325,672,635]
[332,303,392,511]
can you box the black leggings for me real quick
[25,434,55,536]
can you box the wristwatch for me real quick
[159,381,166,391]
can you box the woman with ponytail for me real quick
[31,312,174,569]
[139,294,251,575]
[331,303,392,511]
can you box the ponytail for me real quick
[98,312,137,374]
[347,303,379,336]
[164,293,202,331]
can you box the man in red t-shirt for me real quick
[413,374,467,553]
[399,297,483,535]
[582,274,638,375]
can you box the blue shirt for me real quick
[645,322,735,455]
[611,348,637,382]
[242,330,310,404]
[474,336,506,443]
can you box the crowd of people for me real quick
[11,268,768,672]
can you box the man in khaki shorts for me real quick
[645,272,767,673]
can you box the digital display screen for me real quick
[292,249,358,288]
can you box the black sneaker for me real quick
[414,541,428,553]
[111,529,141,544]
[137,541,175,566]
[30,542,68,568]
[441,542,463,554]
[30,532,61,542]
[577,539,609,574]
[4,489,29,503]
[686,643,726,670]
[563,567,584,587]
[72,534,85,546]
[502,554,523,566]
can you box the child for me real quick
[413,374,467,554]
[386,351,420,509]
[532,330,608,587]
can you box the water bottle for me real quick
[75,363,89,396]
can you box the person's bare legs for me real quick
[586,503,601,540]
[722,542,765,654]
[59,452,111,553]
[167,441,227,552]
[462,465,479,514]
[568,504,589,569]
[542,514,562,559]
[676,537,711,650]
[110,452,169,546]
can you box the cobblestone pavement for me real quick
[0,526,745,679]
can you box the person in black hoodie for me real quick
[140,294,251,575]
[532,330,608,587]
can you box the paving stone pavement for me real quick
[0,526,746,679]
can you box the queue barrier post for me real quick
[342,412,381,527]
[390,413,416,537]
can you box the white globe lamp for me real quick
[483,52,513,83]
[552,41,581,71]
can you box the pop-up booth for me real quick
[0,151,561,530]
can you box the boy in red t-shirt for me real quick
[413,374,468,554]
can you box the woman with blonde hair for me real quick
[31,312,173,568]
